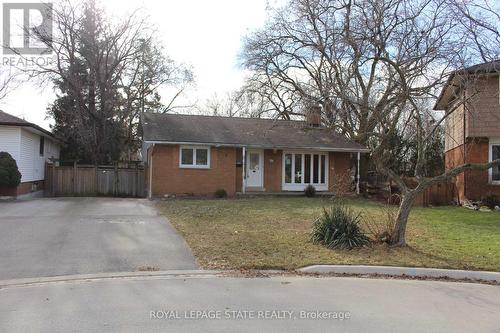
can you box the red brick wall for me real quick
[328,152,353,193]
[0,180,44,197]
[445,144,466,201]
[445,140,500,201]
[234,148,282,192]
[264,149,282,192]
[150,145,357,196]
[151,145,237,197]
[235,148,243,193]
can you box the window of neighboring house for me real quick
[491,143,500,183]
[39,137,45,156]
[180,146,210,168]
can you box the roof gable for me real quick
[0,110,30,124]
[0,110,58,140]
[434,60,500,110]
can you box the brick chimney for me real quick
[305,105,321,127]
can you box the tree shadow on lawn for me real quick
[402,245,475,270]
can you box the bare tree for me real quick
[200,88,284,118]
[0,68,18,102]
[22,0,193,163]
[202,92,240,117]
[242,0,500,246]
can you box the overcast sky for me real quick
[0,0,274,130]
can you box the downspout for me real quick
[242,146,246,194]
[148,144,155,199]
[356,152,360,195]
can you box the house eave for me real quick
[143,140,370,153]
[0,122,62,144]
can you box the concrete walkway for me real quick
[0,197,198,280]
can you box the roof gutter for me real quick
[143,140,370,153]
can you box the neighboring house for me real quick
[434,60,500,201]
[141,110,369,198]
[0,110,61,196]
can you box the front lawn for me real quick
[157,197,500,272]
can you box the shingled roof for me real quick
[141,113,369,152]
[0,110,56,138]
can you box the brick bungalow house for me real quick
[141,111,369,198]
[0,110,61,197]
[434,60,500,201]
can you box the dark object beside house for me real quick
[0,152,21,187]
[304,184,316,197]
[481,193,500,210]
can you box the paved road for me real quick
[0,198,198,279]
[0,274,499,332]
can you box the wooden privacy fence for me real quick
[369,176,456,207]
[415,181,455,207]
[404,177,455,207]
[45,162,146,197]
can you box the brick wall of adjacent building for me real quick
[0,180,44,197]
[445,75,500,152]
[445,144,467,201]
[445,140,500,201]
[443,74,500,201]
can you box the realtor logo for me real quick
[3,3,52,55]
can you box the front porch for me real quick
[236,191,338,197]
[238,147,361,194]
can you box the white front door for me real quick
[246,149,263,187]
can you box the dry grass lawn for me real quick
[157,197,500,271]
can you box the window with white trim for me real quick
[180,146,210,168]
[283,152,328,190]
[490,143,500,183]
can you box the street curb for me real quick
[0,270,221,288]
[298,265,500,283]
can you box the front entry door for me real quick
[246,150,263,187]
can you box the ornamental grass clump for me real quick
[311,202,369,250]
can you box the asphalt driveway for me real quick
[0,197,198,280]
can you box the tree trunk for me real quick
[390,191,417,246]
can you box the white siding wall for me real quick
[19,129,37,181]
[18,128,60,182]
[0,126,21,162]
[1,126,60,183]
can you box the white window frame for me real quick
[179,145,211,169]
[282,151,328,191]
[489,138,500,185]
